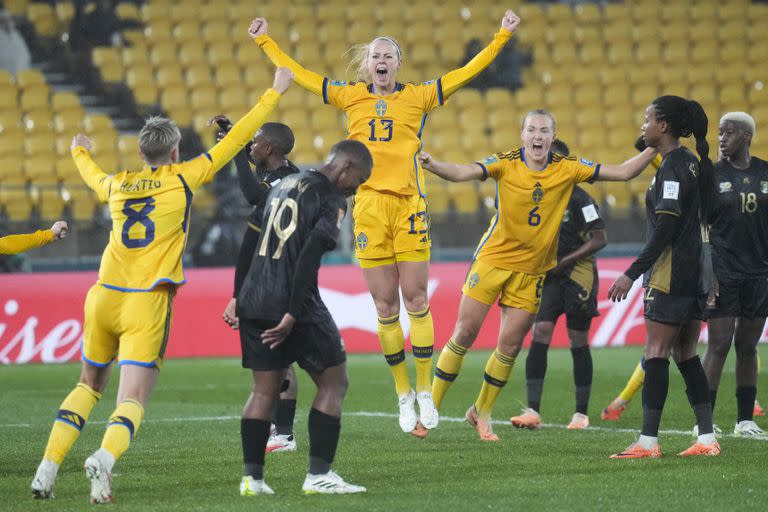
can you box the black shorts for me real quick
[239,315,346,373]
[706,276,768,319]
[536,275,599,331]
[643,288,705,325]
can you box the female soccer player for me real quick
[608,96,719,458]
[701,112,768,439]
[0,221,68,253]
[419,109,657,441]
[249,10,521,435]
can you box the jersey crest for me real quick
[375,99,387,117]
[532,182,544,204]
[761,181,768,194]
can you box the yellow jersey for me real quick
[0,229,54,254]
[474,148,600,273]
[255,29,512,196]
[72,89,282,292]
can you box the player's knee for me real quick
[734,341,758,360]
[706,338,732,358]
[452,323,479,348]
[403,295,428,314]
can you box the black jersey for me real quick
[237,170,347,323]
[246,163,300,227]
[557,186,604,287]
[708,157,768,279]
[642,147,703,295]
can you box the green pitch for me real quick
[2,346,767,511]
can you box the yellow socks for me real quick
[432,339,469,409]
[618,361,646,402]
[408,306,434,393]
[378,314,411,396]
[101,399,144,461]
[475,350,516,419]
[43,383,102,464]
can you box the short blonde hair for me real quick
[139,116,181,162]
[346,36,403,82]
[720,111,756,137]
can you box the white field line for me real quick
[2,411,766,441]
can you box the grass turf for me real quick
[1,346,767,511]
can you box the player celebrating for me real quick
[420,109,658,441]
[510,140,607,431]
[608,96,718,458]
[236,140,372,495]
[701,112,768,438]
[214,117,301,451]
[30,68,294,503]
[0,221,68,254]
[249,11,521,435]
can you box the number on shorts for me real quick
[259,197,299,260]
[121,197,156,248]
[408,210,428,235]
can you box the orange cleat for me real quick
[567,412,590,430]
[754,400,765,417]
[601,399,627,421]
[465,405,499,442]
[510,408,542,430]
[678,441,720,457]
[610,442,662,459]
[410,421,429,439]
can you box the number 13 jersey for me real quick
[473,148,600,274]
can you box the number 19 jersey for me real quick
[473,148,600,274]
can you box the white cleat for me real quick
[567,412,590,430]
[302,470,366,495]
[397,389,418,433]
[266,432,297,453]
[31,459,59,499]
[416,391,439,429]
[84,448,115,505]
[733,420,768,439]
[240,476,275,496]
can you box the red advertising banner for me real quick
[0,259,751,365]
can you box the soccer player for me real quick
[0,221,68,254]
[214,116,301,451]
[700,112,768,439]
[30,67,294,503]
[510,139,607,431]
[420,109,658,441]
[236,140,372,495]
[608,96,719,458]
[249,11,521,435]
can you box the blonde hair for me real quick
[346,36,403,82]
[139,116,181,163]
[720,111,756,137]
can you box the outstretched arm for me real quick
[250,17,325,96]
[418,152,486,182]
[0,221,68,255]
[70,135,112,202]
[595,148,658,182]
[440,10,520,98]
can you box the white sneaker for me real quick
[397,389,418,433]
[84,448,115,504]
[266,432,297,453]
[693,424,722,437]
[416,391,439,429]
[733,420,768,439]
[302,470,366,494]
[240,476,274,496]
[31,459,59,499]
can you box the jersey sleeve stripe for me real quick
[322,77,329,104]
[177,174,194,233]
[475,162,489,181]
[655,210,680,217]
[437,78,444,105]
[203,152,212,162]
[589,164,601,183]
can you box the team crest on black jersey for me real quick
[744,177,751,185]
[355,232,368,250]
[467,272,480,288]
[719,181,733,193]
[375,100,387,117]
[562,209,571,223]
[761,181,768,194]
[688,162,698,176]
[532,182,544,204]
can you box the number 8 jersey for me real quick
[473,148,600,274]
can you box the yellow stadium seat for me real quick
[218,89,249,115]
[310,109,343,132]
[0,131,24,157]
[606,42,632,65]
[575,109,602,131]
[288,4,314,23]
[631,84,660,108]
[0,188,34,222]
[689,22,717,43]
[626,66,655,87]
[178,41,207,67]
[316,3,348,23]
[190,86,218,113]
[603,86,631,108]
[170,5,198,23]
[545,84,573,111]
[116,135,139,156]
[150,42,178,67]
[27,3,59,38]
[202,20,229,43]
[484,88,513,110]
[719,84,746,108]
[662,44,689,65]
[50,92,81,113]
[132,84,159,106]
[450,182,480,216]
[37,186,66,220]
[122,47,150,68]
[92,47,121,68]
[631,22,657,43]
[294,44,324,64]
[573,26,601,46]
[23,154,56,181]
[160,84,189,111]
[22,112,53,132]
[215,64,242,89]
[574,4,600,25]
[425,182,450,218]
[99,62,125,83]
[156,66,185,89]
[577,41,603,66]
[64,187,99,222]
[635,42,661,66]
[429,130,462,153]
[144,21,173,44]
[748,87,768,109]
[748,44,768,65]
[19,86,50,113]
[717,4,743,23]
[53,111,82,134]
[54,2,74,24]
[185,65,212,88]
[207,41,235,64]
[573,86,601,108]
[550,44,577,65]
[141,3,168,22]
[690,5,717,24]
[660,4,688,23]
[690,84,718,106]
[451,89,485,111]
[15,69,46,89]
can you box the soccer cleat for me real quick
[302,470,366,494]
[397,389,418,433]
[240,476,274,496]
[733,420,768,439]
[600,399,627,421]
[31,459,59,499]
[567,412,590,430]
[609,442,662,459]
[465,405,499,442]
[678,441,721,457]
[410,420,429,439]
[84,449,114,504]
[755,400,765,417]
[510,408,542,430]
[265,433,297,453]
[416,391,439,429]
